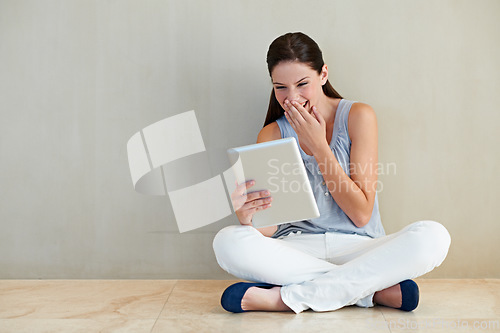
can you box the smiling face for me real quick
[271,61,328,113]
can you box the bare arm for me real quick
[313,103,378,227]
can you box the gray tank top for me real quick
[272,99,386,239]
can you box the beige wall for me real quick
[0,0,498,278]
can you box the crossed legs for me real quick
[213,220,451,313]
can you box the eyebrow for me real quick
[272,76,309,85]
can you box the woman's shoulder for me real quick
[257,121,282,143]
[345,100,373,114]
[347,102,377,140]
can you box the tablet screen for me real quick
[226,137,320,228]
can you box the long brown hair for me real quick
[263,32,343,127]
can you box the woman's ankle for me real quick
[241,287,291,312]
[373,284,402,308]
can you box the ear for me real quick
[320,64,328,85]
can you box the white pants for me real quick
[213,220,451,314]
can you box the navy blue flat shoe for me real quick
[399,279,419,311]
[221,282,277,313]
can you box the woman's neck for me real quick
[317,96,341,126]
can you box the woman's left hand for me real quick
[284,100,327,155]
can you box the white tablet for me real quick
[226,137,320,228]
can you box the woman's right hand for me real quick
[231,180,273,226]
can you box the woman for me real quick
[213,32,451,314]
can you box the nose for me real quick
[285,87,300,103]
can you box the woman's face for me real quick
[271,61,328,113]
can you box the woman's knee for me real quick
[414,220,451,248]
[212,225,259,269]
[407,220,451,264]
[213,225,241,258]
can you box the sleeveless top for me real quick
[272,99,386,239]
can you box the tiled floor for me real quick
[0,279,499,332]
